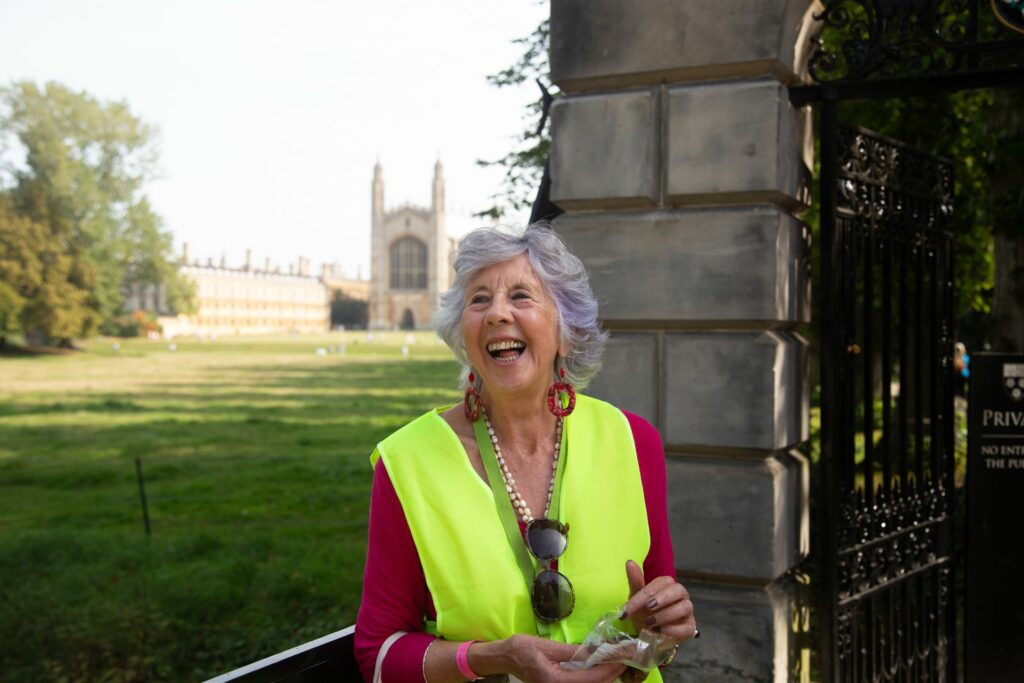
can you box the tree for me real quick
[835,89,1024,349]
[0,279,22,343]
[0,81,193,344]
[835,92,997,320]
[988,88,1024,351]
[0,192,97,344]
[475,18,558,220]
[118,197,196,315]
[330,290,368,329]
[0,202,30,343]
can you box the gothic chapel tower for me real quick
[368,160,450,330]
[369,161,386,327]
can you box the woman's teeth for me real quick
[487,340,525,361]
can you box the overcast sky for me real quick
[0,0,548,279]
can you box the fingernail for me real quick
[645,598,658,610]
[617,608,628,620]
[645,615,656,626]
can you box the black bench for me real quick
[206,626,358,682]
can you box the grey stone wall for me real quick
[549,2,817,681]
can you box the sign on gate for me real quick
[966,352,1024,682]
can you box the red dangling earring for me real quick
[547,365,576,417]
[464,371,482,421]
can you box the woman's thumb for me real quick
[625,559,645,597]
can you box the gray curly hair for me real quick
[432,223,608,389]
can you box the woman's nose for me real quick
[485,295,511,325]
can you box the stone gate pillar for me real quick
[548,2,817,680]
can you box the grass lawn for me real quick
[0,332,460,682]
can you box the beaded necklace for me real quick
[481,406,562,524]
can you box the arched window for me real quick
[390,237,427,290]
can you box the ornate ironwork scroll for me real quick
[993,0,1024,34]
[820,124,957,681]
[809,0,1024,83]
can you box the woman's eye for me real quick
[512,291,531,300]
[470,295,489,304]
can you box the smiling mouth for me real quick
[487,339,526,363]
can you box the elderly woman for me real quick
[355,224,697,682]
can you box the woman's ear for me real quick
[556,344,572,367]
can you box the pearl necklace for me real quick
[481,407,562,524]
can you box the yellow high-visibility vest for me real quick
[371,394,663,682]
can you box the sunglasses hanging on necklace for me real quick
[479,405,575,623]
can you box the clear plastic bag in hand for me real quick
[559,610,678,672]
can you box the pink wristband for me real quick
[456,640,482,681]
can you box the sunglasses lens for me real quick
[532,570,574,622]
[526,519,568,561]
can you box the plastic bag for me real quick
[559,610,678,672]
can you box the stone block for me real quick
[555,207,810,324]
[550,91,658,209]
[661,580,793,683]
[666,452,808,580]
[663,331,808,451]
[551,0,816,92]
[785,448,811,562]
[586,332,659,427]
[666,79,809,207]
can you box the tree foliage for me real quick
[835,92,996,317]
[475,18,558,220]
[987,88,1024,351]
[835,88,1024,348]
[0,81,192,344]
[0,190,97,342]
[330,290,368,329]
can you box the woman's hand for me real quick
[620,560,698,644]
[496,634,625,683]
[427,633,624,682]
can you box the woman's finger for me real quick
[548,641,583,662]
[657,619,698,643]
[568,662,627,683]
[642,598,693,629]
[532,636,581,662]
[641,582,689,615]
[547,661,624,683]
[619,575,675,619]
[622,580,688,631]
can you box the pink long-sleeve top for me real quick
[354,410,675,682]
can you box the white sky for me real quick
[0,0,548,279]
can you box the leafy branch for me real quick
[476,18,560,220]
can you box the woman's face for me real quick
[462,253,567,402]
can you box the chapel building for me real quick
[368,161,454,330]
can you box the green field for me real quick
[0,333,460,682]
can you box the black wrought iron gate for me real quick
[788,3,1024,680]
[818,118,957,682]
